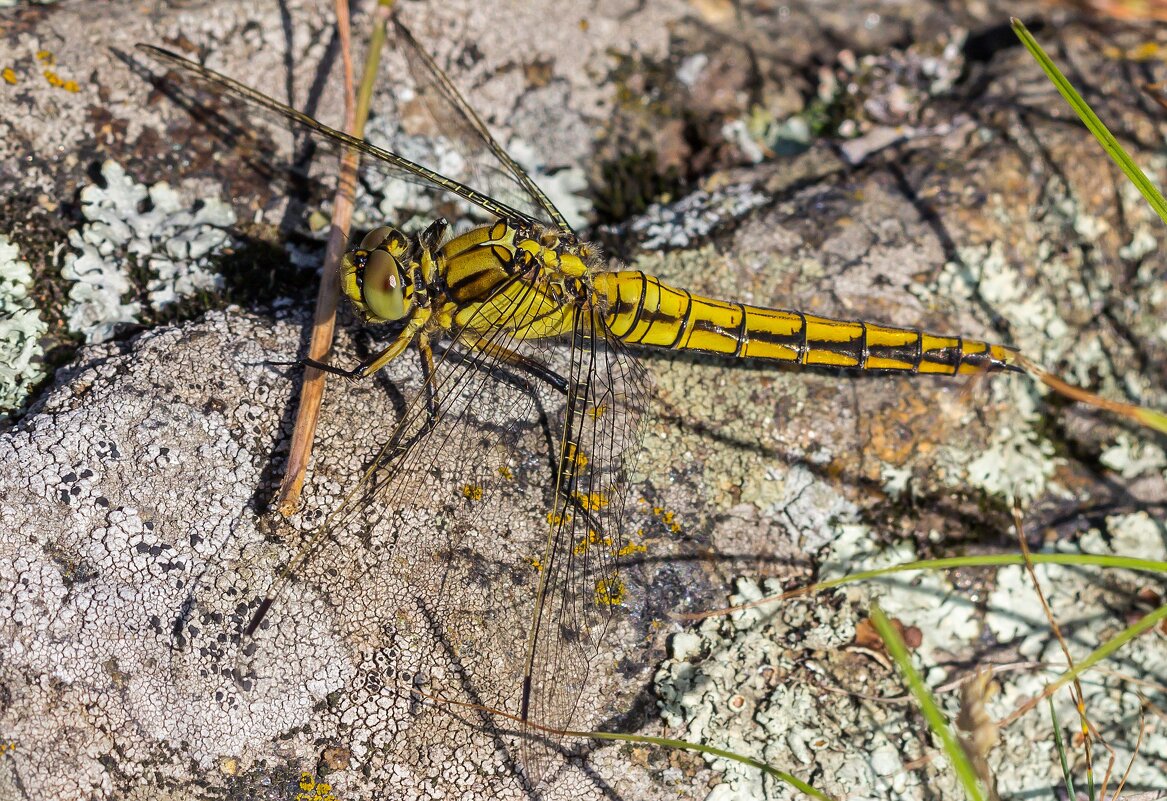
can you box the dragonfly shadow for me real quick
[400,594,621,800]
[405,588,694,800]
[112,44,344,239]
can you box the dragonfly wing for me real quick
[388,18,575,233]
[136,43,542,227]
[240,272,649,785]
[518,305,652,783]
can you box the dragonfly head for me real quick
[341,225,415,323]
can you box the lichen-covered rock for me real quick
[3,1,1166,800]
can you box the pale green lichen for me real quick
[0,235,48,416]
[353,111,590,234]
[507,136,591,230]
[61,160,235,343]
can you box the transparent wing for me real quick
[519,305,651,781]
[136,43,545,227]
[388,18,574,234]
[237,273,650,784]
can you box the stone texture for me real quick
[2,1,1166,800]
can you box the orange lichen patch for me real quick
[460,483,483,501]
[0,741,15,754]
[35,50,54,65]
[496,465,513,480]
[321,745,352,771]
[1,68,15,85]
[864,392,944,467]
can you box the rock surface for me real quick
[2,1,1166,800]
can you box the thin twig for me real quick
[275,0,396,516]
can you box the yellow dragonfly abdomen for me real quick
[593,270,1018,375]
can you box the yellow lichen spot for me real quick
[564,442,588,470]
[573,528,612,556]
[586,404,607,419]
[1127,42,1161,61]
[497,465,513,480]
[461,483,483,501]
[0,741,15,754]
[2,68,15,86]
[616,541,648,557]
[42,69,79,93]
[36,50,53,65]
[573,490,609,511]
[594,575,625,606]
[650,504,682,534]
[546,510,572,527]
[294,773,339,801]
[526,556,542,572]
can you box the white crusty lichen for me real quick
[0,313,350,801]
[627,182,769,250]
[0,234,48,416]
[653,570,954,801]
[655,509,1167,800]
[357,116,479,233]
[61,160,235,343]
[981,511,1167,795]
[354,113,591,234]
[652,518,980,800]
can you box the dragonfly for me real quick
[138,21,1019,787]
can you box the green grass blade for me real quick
[567,730,832,800]
[1135,406,1167,435]
[870,604,986,801]
[1011,18,1167,225]
[1048,696,1076,800]
[814,552,1167,596]
[353,0,396,138]
[1045,601,1167,696]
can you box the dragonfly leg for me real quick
[417,335,439,425]
[298,327,416,379]
[420,217,449,250]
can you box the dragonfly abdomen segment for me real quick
[595,271,1018,375]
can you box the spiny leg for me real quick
[298,331,415,379]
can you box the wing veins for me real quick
[136,44,541,226]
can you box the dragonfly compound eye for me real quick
[362,247,412,322]
[359,225,395,250]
